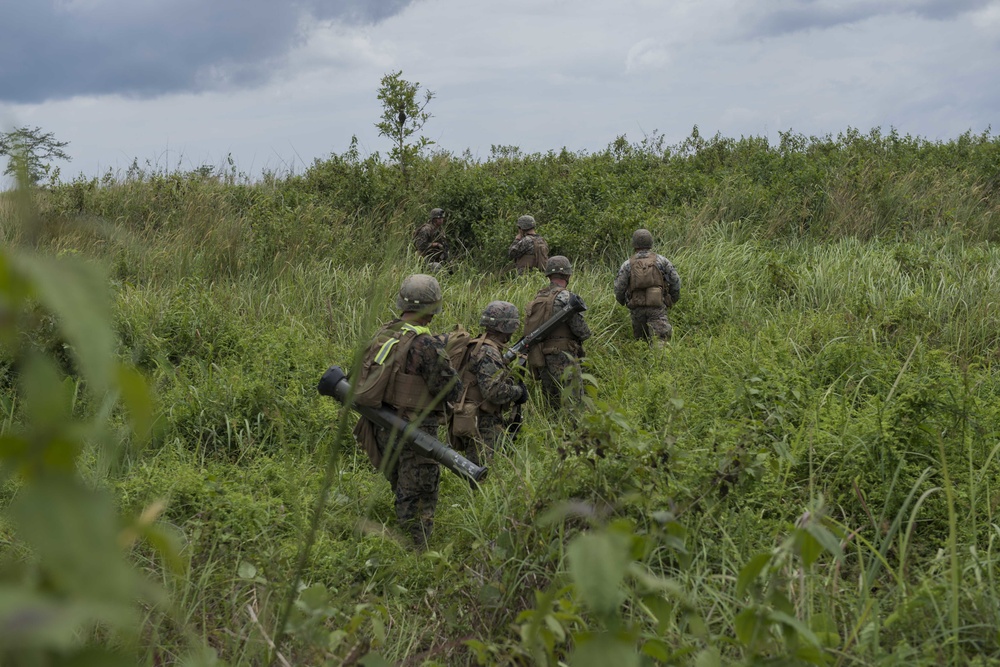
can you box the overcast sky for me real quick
[2,0,998,184]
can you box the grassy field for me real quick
[2,128,1000,665]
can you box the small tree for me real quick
[0,125,72,186]
[374,71,434,181]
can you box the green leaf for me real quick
[641,638,670,661]
[569,633,640,667]
[297,584,328,610]
[237,561,257,580]
[358,652,392,667]
[14,254,115,394]
[115,364,154,445]
[767,610,822,647]
[694,647,723,667]
[12,477,143,607]
[805,522,844,561]
[0,588,87,649]
[811,612,842,648]
[734,608,762,647]
[568,531,630,617]
[736,552,771,597]
[796,528,823,568]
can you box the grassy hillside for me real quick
[3,127,1000,665]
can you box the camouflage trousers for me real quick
[375,421,441,548]
[629,306,672,341]
[537,352,583,407]
[452,413,509,467]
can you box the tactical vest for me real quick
[457,335,503,415]
[627,253,666,307]
[368,323,438,416]
[515,236,550,272]
[524,287,577,367]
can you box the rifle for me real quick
[502,293,588,438]
[503,292,588,364]
[318,365,487,488]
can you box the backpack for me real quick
[628,254,665,307]
[352,324,422,407]
[443,323,474,373]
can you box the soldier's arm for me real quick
[507,236,532,259]
[613,261,630,305]
[413,227,430,253]
[476,349,522,406]
[658,256,681,304]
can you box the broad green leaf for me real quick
[736,552,771,597]
[14,254,115,394]
[297,583,328,610]
[796,528,823,568]
[811,612,842,647]
[0,588,86,649]
[568,531,630,617]
[115,364,154,444]
[21,354,74,438]
[358,651,392,667]
[734,608,762,647]
[54,647,136,667]
[805,522,844,560]
[641,638,670,661]
[569,633,640,667]
[12,477,143,606]
[768,610,822,647]
[237,561,257,580]
[694,647,723,667]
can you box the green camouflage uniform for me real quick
[614,250,681,341]
[507,233,549,274]
[413,223,448,263]
[373,320,461,546]
[452,334,524,466]
[529,286,591,405]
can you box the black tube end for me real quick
[318,365,347,397]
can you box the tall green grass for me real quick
[3,127,1000,664]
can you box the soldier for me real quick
[614,229,681,343]
[524,256,591,406]
[361,274,461,547]
[413,207,449,268]
[507,214,549,274]
[450,301,528,466]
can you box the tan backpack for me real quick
[628,254,665,307]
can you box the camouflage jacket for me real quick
[614,250,681,306]
[413,223,448,261]
[467,334,523,409]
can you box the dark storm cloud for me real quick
[744,0,992,38]
[0,0,414,103]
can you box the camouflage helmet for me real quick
[544,255,573,277]
[632,228,654,249]
[516,214,536,230]
[480,301,520,334]
[429,207,446,220]
[396,274,443,314]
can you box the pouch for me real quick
[451,402,480,438]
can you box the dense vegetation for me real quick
[3,126,1000,665]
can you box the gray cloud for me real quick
[743,0,993,39]
[0,0,414,103]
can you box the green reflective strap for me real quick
[401,323,431,335]
[373,324,430,365]
[373,338,399,365]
